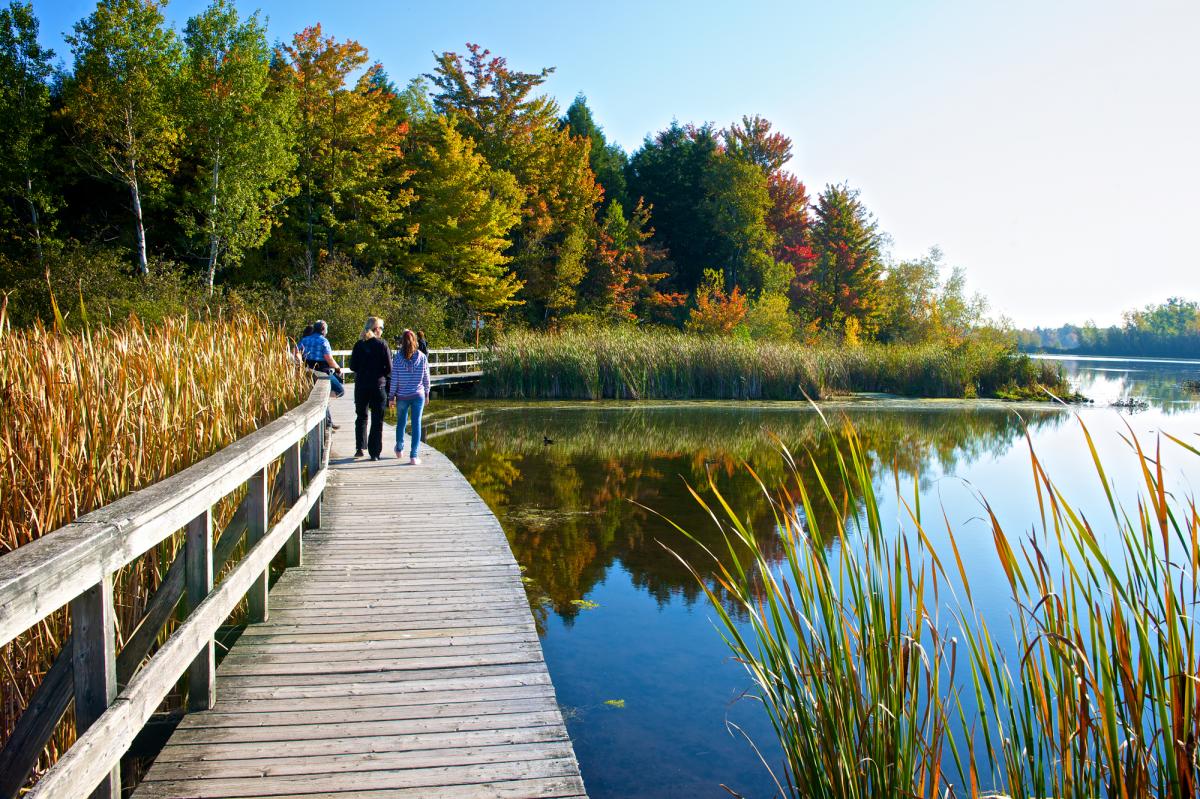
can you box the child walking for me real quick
[388,329,431,464]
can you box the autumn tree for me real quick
[581,199,681,322]
[806,183,884,336]
[62,0,181,275]
[628,122,776,296]
[401,114,523,312]
[427,44,600,319]
[724,115,813,305]
[878,247,986,344]
[686,268,748,334]
[275,25,412,277]
[179,0,296,291]
[724,114,790,173]
[563,94,628,210]
[0,2,55,270]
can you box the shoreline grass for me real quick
[673,414,1199,797]
[478,329,1073,401]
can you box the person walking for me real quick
[299,320,344,429]
[416,330,429,355]
[388,329,431,465]
[349,316,391,460]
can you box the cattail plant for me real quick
[0,304,309,781]
[478,329,1070,401]
[675,413,1198,797]
[666,421,967,798]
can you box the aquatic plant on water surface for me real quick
[0,303,310,787]
[670,413,1199,798]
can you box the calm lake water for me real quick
[437,356,1200,799]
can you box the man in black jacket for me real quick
[349,317,392,460]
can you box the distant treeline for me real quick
[1017,297,1200,358]
[1,0,999,347]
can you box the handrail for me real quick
[0,378,332,799]
[0,379,329,645]
[330,346,485,380]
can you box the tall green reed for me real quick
[960,422,1199,798]
[674,413,1198,797]
[664,421,966,798]
[479,329,1070,401]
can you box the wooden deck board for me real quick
[133,393,585,798]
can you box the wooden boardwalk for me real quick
[133,394,586,799]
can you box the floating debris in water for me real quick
[570,599,600,610]
[1111,397,1150,411]
[604,699,626,708]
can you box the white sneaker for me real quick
[409,456,421,466]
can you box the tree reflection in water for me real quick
[439,402,1066,631]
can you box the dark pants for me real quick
[354,385,386,457]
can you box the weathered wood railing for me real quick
[0,379,332,799]
[331,346,485,386]
[422,409,484,440]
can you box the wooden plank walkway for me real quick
[133,394,586,799]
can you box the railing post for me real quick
[283,441,302,567]
[305,420,323,529]
[185,507,214,712]
[71,575,119,799]
[246,467,269,623]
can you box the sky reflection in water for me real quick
[438,357,1200,799]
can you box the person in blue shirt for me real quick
[299,320,345,427]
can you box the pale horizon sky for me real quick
[32,0,1200,328]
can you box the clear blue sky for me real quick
[33,0,1200,328]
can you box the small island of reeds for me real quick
[477,329,1072,401]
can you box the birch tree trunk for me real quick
[130,169,148,276]
[205,152,221,294]
[25,174,43,275]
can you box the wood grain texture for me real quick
[0,380,330,647]
[131,392,586,798]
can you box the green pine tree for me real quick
[563,94,628,210]
[428,44,601,319]
[807,183,884,336]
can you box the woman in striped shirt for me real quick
[388,329,431,464]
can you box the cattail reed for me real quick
[478,329,1068,401]
[0,309,308,783]
[676,415,1198,797]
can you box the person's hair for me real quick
[400,329,418,359]
[302,324,313,338]
[360,316,384,341]
[417,330,426,340]
[313,320,327,334]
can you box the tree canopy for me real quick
[0,0,1113,350]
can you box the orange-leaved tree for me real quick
[686,268,748,334]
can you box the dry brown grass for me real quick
[0,301,309,781]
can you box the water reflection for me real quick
[445,404,1065,625]
[1043,354,1200,412]
[436,360,1200,798]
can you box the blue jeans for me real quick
[394,394,425,457]
[324,372,344,428]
